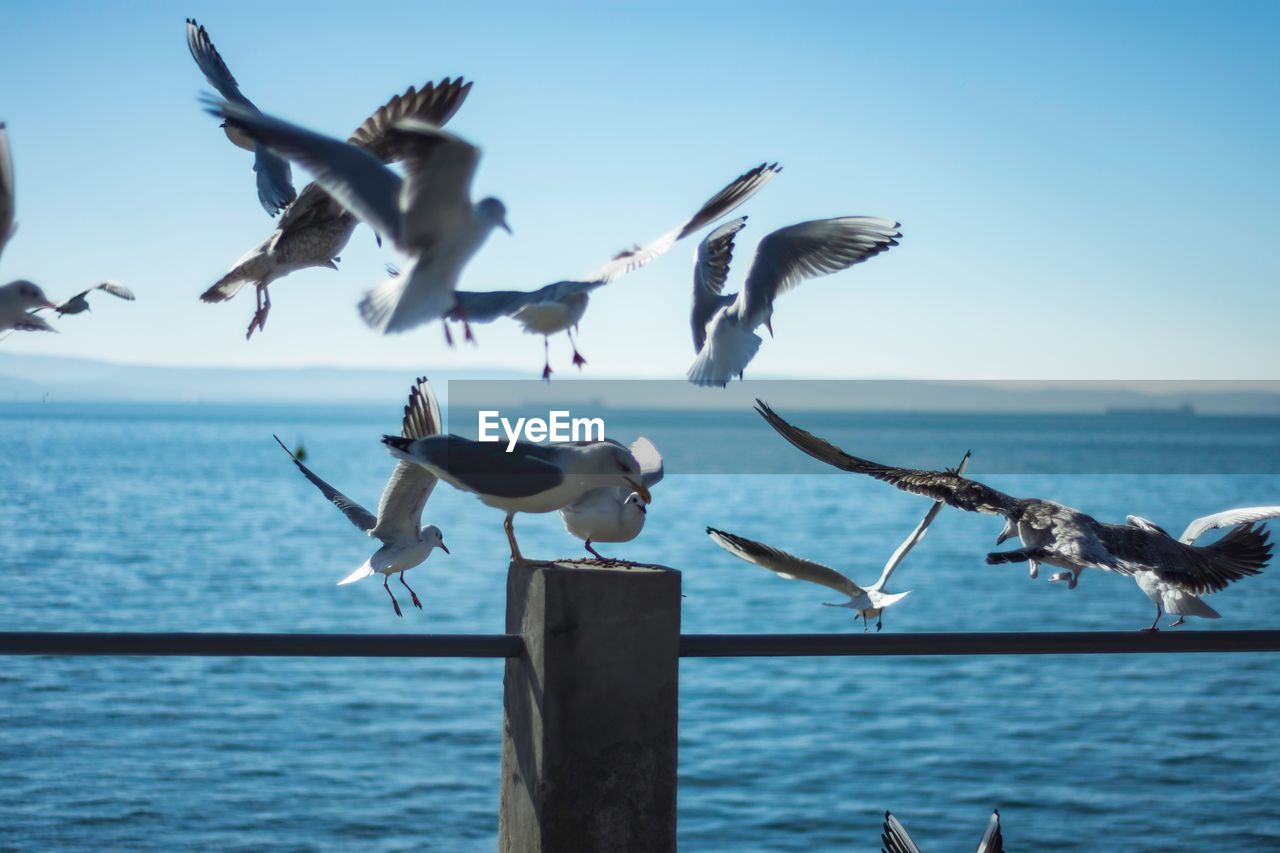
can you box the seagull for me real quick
[1126,507,1280,630]
[706,451,966,631]
[754,400,1273,624]
[382,433,651,565]
[274,377,449,616]
[560,437,664,558]
[448,163,781,378]
[52,282,135,316]
[882,809,1003,853]
[688,215,901,386]
[186,18,296,216]
[209,99,509,336]
[201,78,472,338]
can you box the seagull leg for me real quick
[246,283,272,340]
[1169,616,1186,628]
[463,316,476,344]
[584,540,605,560]
[876,613,883,632]
[443,322,455,348]
[505,512,528,566]
[541,339,553,381]
[1142,602,1163,632]
[1028,559,1040,579]
[568,329,587,368]
[383,576,403,617]
[400,572,423,610]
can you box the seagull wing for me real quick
[1178,506,1280,544]
[872,451,970,591]
[630,436,664,488]
[585,162,781,284]
[185,19,295,215]
[385,434,565,499]
[739,217,900,324]
[273,434,376,532]
[370,379,444,543]
[382,120,481,251]
[881,811,923,853]
[1125,521,1273,594]
[755,401,1020,517]
[691,217,746,352]
[707,527,862,598]
[68,281,134,304]
[451,289,542,324]
[208,98,404,244]
[348,79,473,161]
[0,123,13,261]
[976,810,1004,853]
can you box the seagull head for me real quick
[477,197,511,234]
[995,517,1018,545]
[4,280,57,311]
[625,492,648,515]
[422,524,450,555]
[581,441,652,503]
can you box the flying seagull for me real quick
[209,98,509,336]
[275,377,449,616]
[1126,506,1280,630]
[706,451,966,631]
[52,282,135,316]
[882,809,1003,853]
[201,78,472,338]
[688,215,900,386]
[560,437,664,558]
[383,433,651,565]
[754,400,1273,624]
[186,18,296,215]
[448,163,781,378]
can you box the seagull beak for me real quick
[626,478,651,504]
[43,300,58,310]
[500,220,512,235]
[440,542,450,555]
[995,530,1011,545]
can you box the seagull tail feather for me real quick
[337,559,375,586]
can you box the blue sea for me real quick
[1,402,1278,850]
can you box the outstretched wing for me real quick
[976,810,1004,853]
[691,217,746,352]
[872,451,970,591]
[739,217,900,323]
[881,811,922,853]
[273,434,376,532]
[370,377,442,542]
[348,79,473,161]
[208,98,403,243]
[584,162,781,284]
[707,527,862,598]
[1178,506,1280,544]
[0,123,13,261]
[630,436,664,488]
[1133,522,1272,594]
[755,400,1020,517]
[186,19,295,214]
[383,120,481,251]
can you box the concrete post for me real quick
[499,560,682,853]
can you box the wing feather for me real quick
[348,79,473,160]
[273,434,376,532]
[691,217,746,352]
[0,123,13,261]
[873,451,970,590]
[707,527,862,597]
[881,811,922,853]
[1178,506,1280,544]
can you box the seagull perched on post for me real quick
[208,97,509,336]
[448,163,781,378]
[706,451,966,631]
[754,400,1273,627]
[186,18,296,216]
[882,809,1004,853]
[383,433,651,566]
[199,78,472,338]
[1126,507,1280,630]
[687,215,900,386]
[559,437,664,558]
[274,377,449,617]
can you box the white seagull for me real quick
[560,437,664,558]
[688,215,901,386]
[383,433,651,565]
[275,377,449,616]
[186,18,296,215]
[201,79,471,338]
[448,163,781,378]
[1126,506,1280,630]
[209,99,509,335]
[882,809,1003,853]
[705,451,965,632]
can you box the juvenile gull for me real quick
[186,18,296,215]
[275,377,449,616]
[383,433,651,565]
[688,215,900,386]
[755,400,1273,625]
[210,99,508,335]
[706,451,966,632]
[1126,506,1280,630]
[201,79,471,338]
[882,809,1003,853]
[449,163,781,378]
[559,437,664,558]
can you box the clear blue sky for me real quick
[1,1,1276,379]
